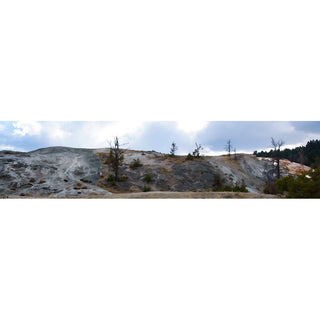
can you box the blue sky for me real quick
[0,121,320,155]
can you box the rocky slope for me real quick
[95,149,310,194]
[0,147,310,198]
[0,147,110,197]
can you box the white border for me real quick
[1,0,320,319]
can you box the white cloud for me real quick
[45,123,71,142]
[201,146,225,156]
[13,121,42,136]
[0,124,5,132]
[0,145,19,151]
[81,121,145,147]
[177,121,209,134]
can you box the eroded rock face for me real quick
[0,147,111,197]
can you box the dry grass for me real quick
[162,155,186,163]
[7,191,281,199]
[69,191,281,199]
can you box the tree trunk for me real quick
[276,157,280,179]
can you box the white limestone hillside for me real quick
[0,147,310,198]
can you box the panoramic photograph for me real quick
[1,121,319,198]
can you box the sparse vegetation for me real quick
[263,181,277,195]
[143,185,151,192]
[144,173,153,183]
[38,179,46,184]
[212,173,224,189]
[107,174,115,182]
[107,136,125,181]
[233,148,237,160]
[225,139,232,157]
[129,158,143,169]
[192,143,203,158]
[217,180,248,193]
[170,142,178,157]
[185,143,203,160]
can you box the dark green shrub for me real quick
[217,180,248,193]
[118,175,128,182]
[274,167,320,198]
[263,181,277,194]
[212,173,223,189]
[144,173,153,183]
[218,185,233,192]
[143,185,151,192]
[275,176,295,194]
[107,174,115,182]
[129,158,143,170]
[185,153,194,161]
[239,180,248,192]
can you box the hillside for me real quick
[0,147,310,198]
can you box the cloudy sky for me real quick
[0,121,320,155]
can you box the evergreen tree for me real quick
[107,137,125,181]
[170,142,178,156]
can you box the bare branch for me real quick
[192,143,203,158]
[278,140,284,148]
[270,137,285,179]
[271,137,277,149]
[225,139,232,156]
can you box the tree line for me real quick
[253,139,320,168]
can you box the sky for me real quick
[0,121,320,155]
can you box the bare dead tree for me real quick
[108,136,126,181]
[170,142,178,157]
[192,143,203,158]
[271,137,284,179]
[225,139,232,157]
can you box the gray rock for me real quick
[0,147,111,197]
